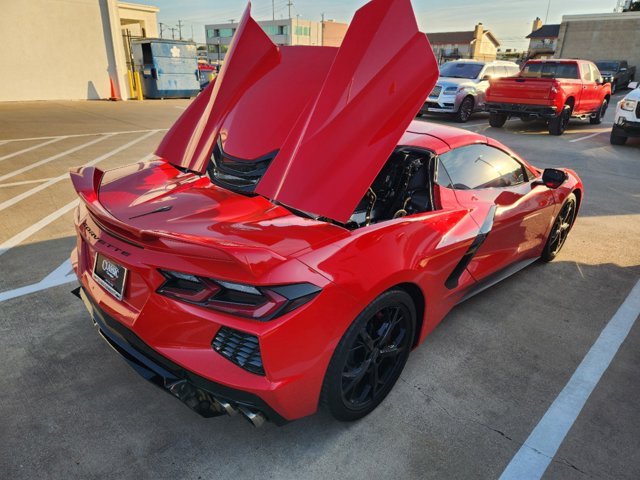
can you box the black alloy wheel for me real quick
[549,104,572,136]
[455,96,475,123]
[590,99,608,125]
[542,193,577,262]
[322,290,416,421]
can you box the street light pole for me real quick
[545,0,552,23]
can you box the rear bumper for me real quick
[486,102,558,118]
[75,285,288,425]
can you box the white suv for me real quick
[419,60,521,123]
[611,82,640,145]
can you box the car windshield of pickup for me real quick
[520,62,579,79]
[439,62,484,79]
[596,62,619,72]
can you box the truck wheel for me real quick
[455,96,474,123]
[489,112,507,128]
[611,81,617,94]
[548,105,571,136]
[590,99,608,125]
[610,129,628,146]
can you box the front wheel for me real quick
[489,112,508,128]
[549,105,571,136]
[321,290,416,421]
[541,193,577,262]
[610,128,628,145]
[590,99,608,125]
[455,96,474,123]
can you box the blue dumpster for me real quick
[131,39,200,99]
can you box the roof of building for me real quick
[425,31,475,45]
[526,24,561,39]
[425,30,500,47]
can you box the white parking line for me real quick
[0,199,79,257]
[0,137,67,163]
[0,128,167,143]
[0,259,77,303]
[568,132,607,143]
[499,279,640,480]
[0,133,158,213]
[0,178,56,188]
[0,135,111,183]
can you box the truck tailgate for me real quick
[487,77,554,104]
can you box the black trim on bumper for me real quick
[613,122,640,138]
[73,286,288,425]
[487,103,558,118]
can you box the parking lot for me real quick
[0,95,638,480]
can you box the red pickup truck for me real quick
[486,59,611,135]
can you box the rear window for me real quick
[439,62,484,80]
[520,63,579,80]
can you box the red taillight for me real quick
[157,270,321,321]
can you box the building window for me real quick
[219,28,234,38]
[295,26,310,36]
[278,25,288,35]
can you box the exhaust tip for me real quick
[217,400,239,416]
[238,406,266,428]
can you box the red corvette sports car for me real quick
[70,0,582,426]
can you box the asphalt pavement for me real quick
[0,96,638,480]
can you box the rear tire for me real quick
[489,112,508,128]
[321,290,416,422]
[549,105,571,136]
[541,193,577,262]
[455,96,474,123]
[589,98,608,125]
[610,129,628,145]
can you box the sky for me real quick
[139,0,620,50]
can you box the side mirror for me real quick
[620,67,627,73]
[541,168,567,189]
[629,81,639,90]
[481,74,491,81]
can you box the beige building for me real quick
[0,0,158,102]
[555,11,640,69]
[426,24,500,64]
[526,18,560,59]
[205,18,349,63]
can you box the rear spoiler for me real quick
[69,166,159,242]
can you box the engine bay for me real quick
[342,148,437,229]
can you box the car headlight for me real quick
[443,86,461,95]
[620,99,638,111]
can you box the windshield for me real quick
[520,62,579,79]
[595,62,619,72]
[439,62,484,79]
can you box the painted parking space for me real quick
[0,99,638,480]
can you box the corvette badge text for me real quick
[82,221,131,257]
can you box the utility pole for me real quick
[169,27,177,40]
[272,0,275,21]
[545,0,552,24]
[287,0,293,20]
[177,20,183,40]
[159,22,167,39]
[190,25,194,41]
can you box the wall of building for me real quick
[0,0,128,101]
[555,12,640,69]
[119,2,159,38]
[321,20,348,47]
